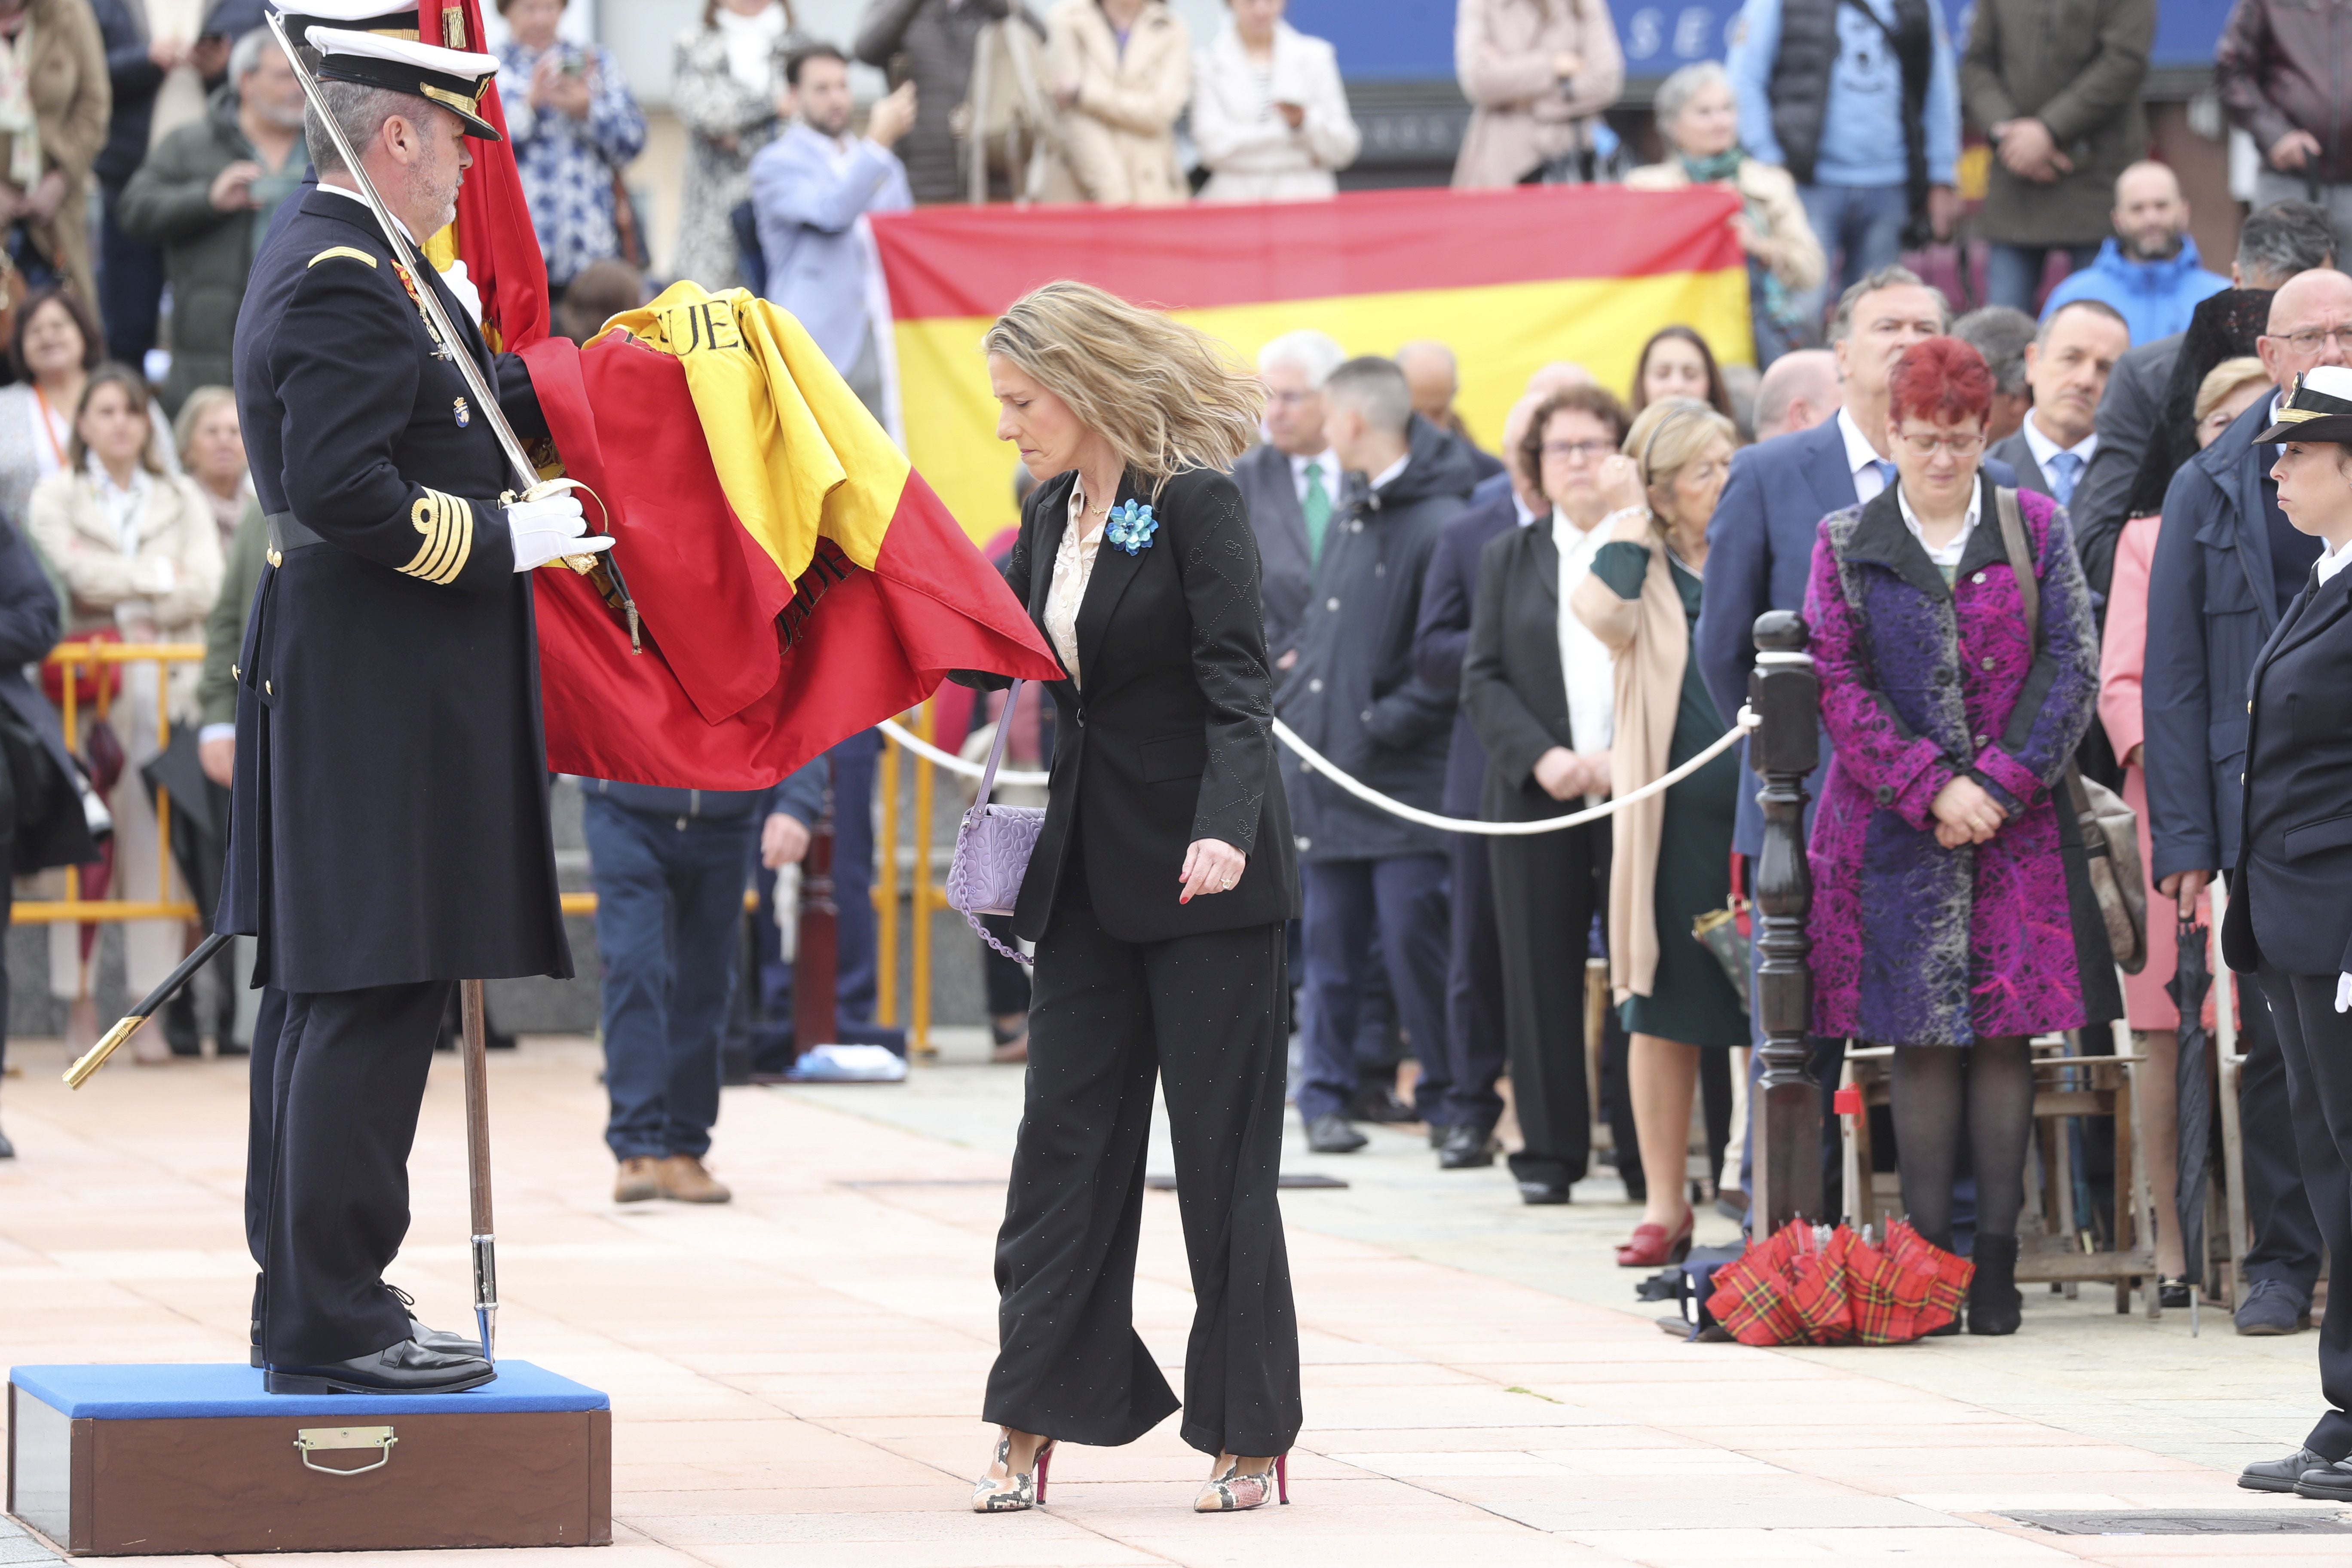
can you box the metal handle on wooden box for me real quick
[294,1425,398,1476]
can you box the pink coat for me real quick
[2098,514,2217,1031]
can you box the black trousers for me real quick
[1442,828,1508,1132]
[1490,819,1600,1188]
[2254,962,2352,1461]
[2236,972,2324,1293]
[259,980,450,1367]
[245,985,290,1302]
[984,904,1300,1458]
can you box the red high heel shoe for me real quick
[1196,1452,1288,1511]
[1615,1210,1695,1268]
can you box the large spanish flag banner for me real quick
[873,185,1751,539]
[521,285,1059,790]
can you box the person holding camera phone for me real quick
[496,0,645,301]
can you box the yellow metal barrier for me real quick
[873,698,942,1057]
[14,641,205,926]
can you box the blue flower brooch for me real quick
[1104,499,1159,554]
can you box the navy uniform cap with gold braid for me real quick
[2256,365,2352,445]
[272,0,423,47]
[308,25,504,141]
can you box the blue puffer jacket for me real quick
[2039,237,2230,348]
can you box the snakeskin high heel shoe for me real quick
[1194,1453,1288,1512]
[971,1429,1055,1513]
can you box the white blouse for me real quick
[1044,478,1107,687]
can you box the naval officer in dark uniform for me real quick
[222,23,611,1396]
[2228,365,2352,1503]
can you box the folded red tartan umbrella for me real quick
[1706,1219,1973,1346]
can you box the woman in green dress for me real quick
[1572,396,1747,1267]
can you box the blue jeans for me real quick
[1795,182,1910,325]
[584,795,758,1161]
[1295,855,1451,1125]
[756,730,880,1023]
[1983,242,2101,315]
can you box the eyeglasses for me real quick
[2272,326,2352,353]
[1896,431,1986,457]
[1542,439,1616,462]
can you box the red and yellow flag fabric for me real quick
[520,284,1059,790]
[419,0,548,352]
[872,184,1751,539]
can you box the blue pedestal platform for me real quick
[6,1362,611,1555]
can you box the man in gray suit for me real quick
[1233,330,1346,669]
[1986,298,2130,504]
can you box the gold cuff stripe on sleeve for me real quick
[400,490,473,584]
[308,246,377,269]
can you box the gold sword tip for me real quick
[63,1015,147,1089]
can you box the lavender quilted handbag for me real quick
[945,681,1043,966]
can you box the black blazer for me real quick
[1461,518,1584,826]
[2223,559,2352,978]
[957,465,1298,945]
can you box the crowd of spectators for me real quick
[0,0,2346,1358]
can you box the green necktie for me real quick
[1302,460,1331,559]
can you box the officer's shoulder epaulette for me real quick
[308,245,378,270]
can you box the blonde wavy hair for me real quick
[983,281,1265,496]
[1623,396,1737,522]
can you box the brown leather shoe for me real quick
[656,1155,731,1204]
[613,1157,660,1204]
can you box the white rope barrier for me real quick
[878,719,1052,787]
[879,706,1761,837]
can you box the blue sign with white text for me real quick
[1289,0,2233,82]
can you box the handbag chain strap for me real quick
[974,679,1021,803]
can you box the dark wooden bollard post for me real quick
[792,757,840,1064]
[1748,609,1822,1235]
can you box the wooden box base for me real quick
[7,1362,610,1555]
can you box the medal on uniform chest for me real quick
[391,260,454,360]
[453,397,471,428]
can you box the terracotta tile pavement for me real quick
[0,1035,2347,1566]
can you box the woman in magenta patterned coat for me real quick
[1801,337,2119,1336]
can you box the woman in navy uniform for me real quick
[2229,365,2352,1503]
[221,25,609,1395]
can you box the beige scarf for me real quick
[0,12,41,194]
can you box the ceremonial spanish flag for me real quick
[520,284,1060,790]
[418,0,549,352]
[873,185,1750,538]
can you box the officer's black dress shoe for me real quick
[2234,1277,2311,1335]
[265,1338,495,1396]
[1436,1123,1497,1169]
[2239,1448,2331,1492]
[1305,1113,1367,1154]
[251,1307,481,1369]
[2294,1458,2352,1501]
[1516,1179,1571,1205]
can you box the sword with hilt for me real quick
[265,9,640,655]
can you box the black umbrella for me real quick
[2166,910,2214,1334]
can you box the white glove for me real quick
[506,492,613,573]
[129,555,178,595]
[438,258,482,326]
[2337,973,2351,1014]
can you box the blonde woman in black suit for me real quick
[954,281,1302,1515]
